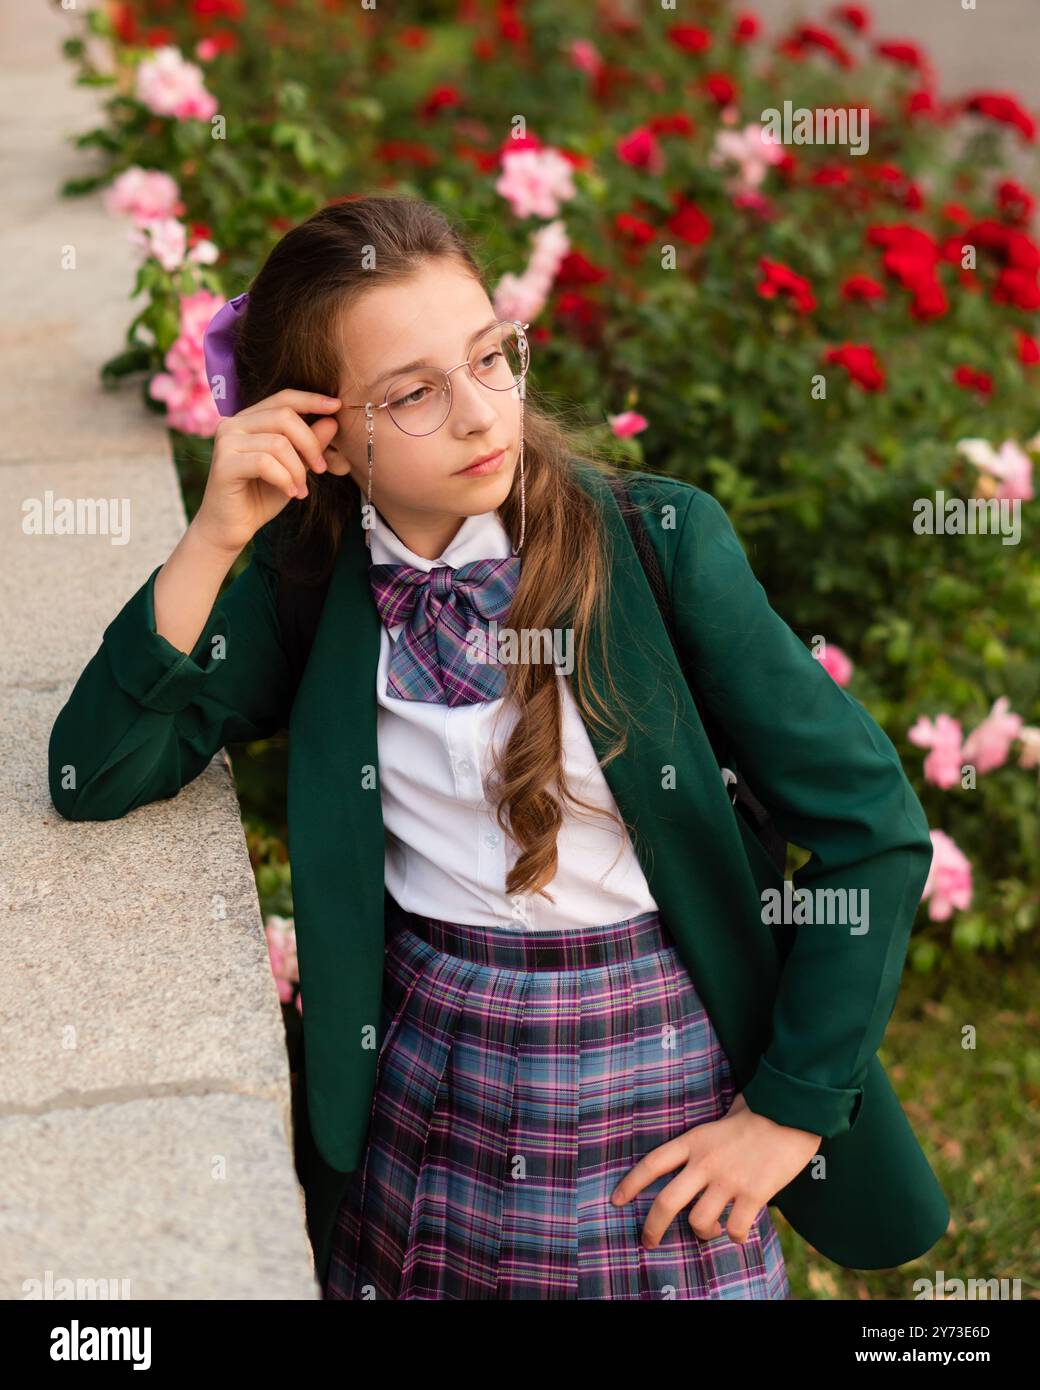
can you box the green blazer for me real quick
[48,463,949,1285]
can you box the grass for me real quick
[777,953,1040,1300]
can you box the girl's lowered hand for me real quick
[609,1091,822,1248]
[192,389,342,557]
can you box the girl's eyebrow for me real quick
[366,318,502,392]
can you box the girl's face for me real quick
[322,260,522,559]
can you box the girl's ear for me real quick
[322,440,353,476]
[310,414,351,475]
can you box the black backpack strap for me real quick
[252,519,332,693]
[277,572,331,693]
[603,475,731,768]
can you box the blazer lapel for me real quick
[570,468,784,1081]
[286,513,386,1170]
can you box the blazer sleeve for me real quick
[48,533,294,822]
[669,486,934,1139]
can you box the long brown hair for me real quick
[233,193,657,902]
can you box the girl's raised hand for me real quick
[192,389,344,557]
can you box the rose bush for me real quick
[61,0,1040,962]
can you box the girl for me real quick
[49,194,949,1300]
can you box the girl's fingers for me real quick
[238,434,309,495]
[683,1184,730,1243]
[610,1135,688,1204]
[251,454,302,502]
[718,1195,760,1244]
[641,1165,711,1248]
[240,403,338,472]
[239,389,341,417]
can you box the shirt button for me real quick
[457,758,474,773]
[484,831,501,847]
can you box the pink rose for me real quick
[961,696,1024,775]
[104,166,182,224]
[493,220,570,322]
[496,148,576,219]
[907,713,965,789]
[816,642,853,686]
[148,287,226,436]
[921,829,973,921]
[135,45,219,122]
[608,411,648,438]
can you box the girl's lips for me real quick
[456,448,506,477]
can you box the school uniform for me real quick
[322,501,787,1299]
[47,461,950,1295]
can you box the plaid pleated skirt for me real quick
[323,897,790,1301]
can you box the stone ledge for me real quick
[0,1095,318,1300]
[0,0,317,1299]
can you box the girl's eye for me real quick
[390,386,429,410]
[478,351,501,371]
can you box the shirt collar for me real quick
[368,505,511,571]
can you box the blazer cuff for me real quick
[102,563,230,714]
[741,1056,864,1138]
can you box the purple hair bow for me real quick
[202,290,250,418]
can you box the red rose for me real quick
[648,112,696,136]
[205,31,239,54]
[703,73,738,106]
[498,131,543,158]
[556,252,608,287]
[812,165,851,185]
[667,25,712,54]
[791,24,854,68]
[1016,330,1040,365]
[375,141,438,166]
[497,7,527,46]
[111,3,139,43]
[419,85,461,118]
[841,274,885,301]
[831,5,871,32]
[1004,230,1040,271]
[907,89,938,118]
[733,13,760,43]
[192,0,245,16]
[875,39,928,71]
[867,222,941,273]
[905,183,924,211]
[614,213,656,246]
[867,223,948,318]
[994,268,1040,311]
[667,199,713,246]
[454,144,500,174]
[996,179,1036,224]
[964,92,1036,141]
[908,278,949,319]
[757,258,816,313]
[941,202,971,226]
[616,126,663,171]
[953,366,993,396]
[824,343,886,390]
[555,292,604,339]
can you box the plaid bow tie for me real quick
[369,555,522,706]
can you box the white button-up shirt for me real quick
[369,504,659,930]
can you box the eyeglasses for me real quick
[342,320,531,437]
